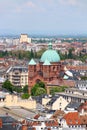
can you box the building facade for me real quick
[6,66,28,87]
[28,43,64,93]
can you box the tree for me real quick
[31,81,46,96]
[38,81,45,89]
[68,48,73,59]
[50,86,67,95]
[13,86,22,93]
[31,83,39,96]
[35,87,46,96]
[21,93,30,99]
[30,49,34,59]
[2,80,14,93]
[23,85,28,93]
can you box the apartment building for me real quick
[6,66,28,87]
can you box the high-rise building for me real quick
[20,34,31,43]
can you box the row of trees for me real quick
[2,80,67,98]
[0,48,87,61]
[0,48,46,60]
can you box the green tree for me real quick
[13,86,22,93]
[31,81,46,96]
[23,85,28,93]
[30,49,34,59]
[2,80,14,93]
[68,48,73,59]
[38,81,45,89]
[31,84,39,96]
[50,86,67,95]
[21,93,30,99]
[35,87,46,96]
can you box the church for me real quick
[28,43,65,93]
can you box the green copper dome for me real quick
[40,43,60,62]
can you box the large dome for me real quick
[40,43,60,63]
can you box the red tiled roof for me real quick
[0,58,4,61]
[63,112,81,125]
[51,110,65,119]
[45,120,58,127]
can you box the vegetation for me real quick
[50,86,68,95]
[34,87,46,96]
[2,80,46,97]
[21,93,30,99]
[81,76,87,80]
[31,81,46,96]
[0,49,46,60]
[0,46,87,62]
[22,85,28,93]
[2,80,14,93]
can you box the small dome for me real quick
[40,43,60,63]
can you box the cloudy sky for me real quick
[0,0,87,35]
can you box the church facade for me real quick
[28,43,64,93]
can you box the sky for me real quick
[0,0,87,35]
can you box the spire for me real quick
[28,58,36,65]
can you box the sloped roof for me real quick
[63,112,81,125]
[43,59,51,65]
[28,59,36,65]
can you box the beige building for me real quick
[20,34,31,43]
[5,94,36,109]
[6,66,28,87]
[0,94,36,109]
[42,96,68,111]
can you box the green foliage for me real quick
[68,48,74,59]
[2,80,14,93]
[37,48,46,58]
[22,85,28,93]
[31,81,46,96]
[21,93,30,99]
[2,80,23,93]
[31,84,39,96]
[50,86,68,95]
[13,86,22,93]
[30,49,34,59]
[38,81,45,89]
[81,76,87,80]
[35,87,46,96]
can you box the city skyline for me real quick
[0,0,87,35]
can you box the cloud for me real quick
[14,1,46,14]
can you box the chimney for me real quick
[0,119,2,128]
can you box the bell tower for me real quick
[28,59,36,94]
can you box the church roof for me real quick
[28,59,36,65]
[43,59,51,65]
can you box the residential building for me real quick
[43,95,68,111]
[57,88,87,103]
[6,66,28,87]
[75,80,87,91]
